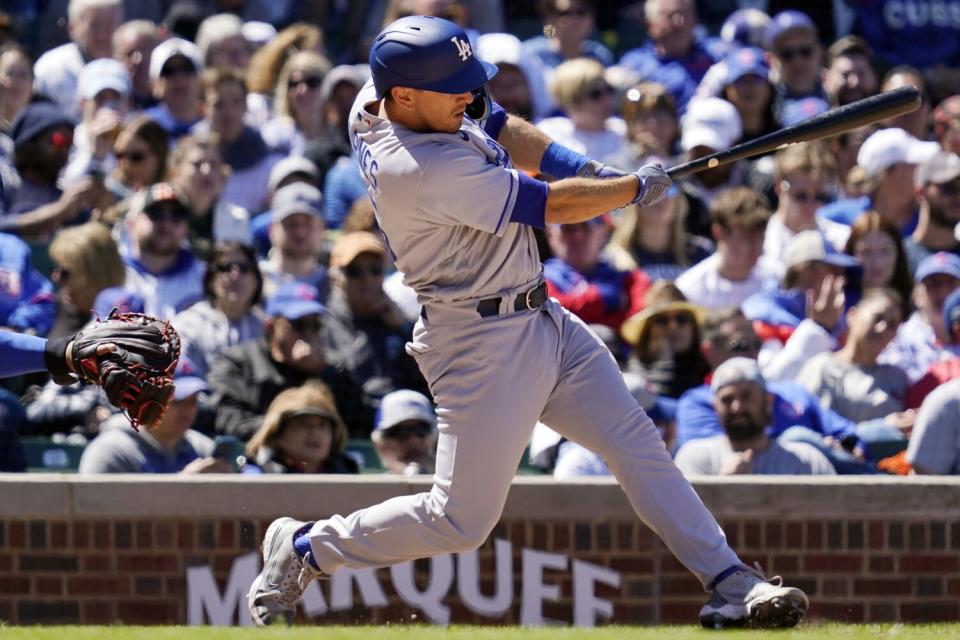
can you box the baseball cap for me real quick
[265,282,326,319]
[135,182,191,216]
[914,251,960,283]
[856,128,940,178]
[914,150,960,188]
[944,288,960,343]
[375,389,437,433]
[780,96,830,127]
[783,230,859,271]
[764,10,817,51]
[725,47,769,85]
[932,95,960,141]
[149,37,203,82]
[173,356,207,401]
[9,102,76,150]
[680,97,742,152]
[331,231,386,269]
[272,183,323,223]
[268,156,319,193]
[720,9,772,48]
[78,58,131,100]
[93,287,146,320]
[711,357,766,393]
[242,21,277,48]
[621,283,706,347]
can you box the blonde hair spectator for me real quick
[48,222,125,314]
[549,58,606,111]
[246,24,324,95]
[274,51,332,120]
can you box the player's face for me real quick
[408,88,475,134]
[714,381,769,442]
[274,415,334,470]
[853,230,897,288]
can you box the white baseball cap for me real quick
[681,97,742,152]
[375,390,437,433]
[149,38,203,82]
[711,357,765,393]
[856,127,940,178]
[78,58,131,100]
[914,150,960,188]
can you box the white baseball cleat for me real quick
[247,517,325,626]
[699,563,809,629]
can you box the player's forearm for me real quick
[497,115,553,173]
[544,176,639,225]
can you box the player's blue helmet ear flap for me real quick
[370,15,498,101]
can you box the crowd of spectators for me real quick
[1,0,960,477]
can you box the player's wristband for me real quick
[44,335,74,385]
[539,142,591,179]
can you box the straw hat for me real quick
[621,282,706,347]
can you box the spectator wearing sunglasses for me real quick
[763,142,848,261]
[245,381,359,475]
[763,11,827,123]
[261,51,333,157]
[121,182,205,319]
[144,38,204,143]
[621,282,710,400]
[173,241,266,381]
[904,151,960,275]
[675,308,871,474]
[259,182,328,301]
[207,281,373,440]
[536,58,628,167]
[522,0,613,74]
[109,116,169,198]
[322,232,429,408]
[372,389,438,476]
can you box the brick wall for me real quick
[0,476,958,625]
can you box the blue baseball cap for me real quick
[374,389,436,433]
[944,288,960,343]
[173,356,207,401]
[915,252,960,283]
[725,47,769,85]
[265,282,326,320]
[93,287,146,320]
[780,96,830,126]
[764,10,817,51]
[720,9,772,48]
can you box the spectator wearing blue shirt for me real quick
[850,0,960,71]
[763,11,828,123]
[618,0,720,113]
[0,232,56,336]
[521,0,614,73]
[144,38,204,143]
[323,153,367,231]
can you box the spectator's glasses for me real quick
[161,61,196,78]
[288,76,323,91]
[215,261,254,275]
[344,263,384,279]
[146,206,189,224]
[583,84,613,102]
[382,422,433,441]
[653,312,693,328]
[288,316,323,334]
[776,45,815,62]
[780,181,830,204]
[725,338,762,354]
[115,149,148,164]
[48,129,73,149]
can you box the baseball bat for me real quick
[666,86,922,179]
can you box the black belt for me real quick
[476,282,547,318]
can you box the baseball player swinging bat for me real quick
[667,85,922,179]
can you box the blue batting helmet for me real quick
[369,16,498,100]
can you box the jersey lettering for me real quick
[450,36,472,61]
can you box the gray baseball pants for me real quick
[306,297,741,586]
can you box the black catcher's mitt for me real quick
[67,311,180,430]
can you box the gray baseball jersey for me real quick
[349,81,540,304]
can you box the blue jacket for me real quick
[0,233,56,336]
[618,38,722,111]
[676,380,858,450]
[851,1,960,69]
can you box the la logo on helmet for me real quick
[450,36,471,61]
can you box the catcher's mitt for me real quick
[69,310,180,430]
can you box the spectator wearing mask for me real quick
[372,389,438,476]
[906,289,960,409]
[674,357,836,476]
[763,11,826,122]
[33,0,123,118]
[207,281,372,440]
[676,187,779,310]
[195,67,282,214]
[545,215,651,334]
[112,20,160,111]
[798,288,907,423]
[322,232,428,405]
[121,182,205,319]
[0,232,56,336]
[820,127,938,236]
[618,0,720,112]
[245,381,359,475]
[258,182,328,301]
[78,358,231,474]
[905,377,960,475]
[144,38,204,142]
[880,252,960,383]
[522,0,613,72]
[1,102,109,238]
[906,151,960,274]
[822,36,879,108]
[173,241,266,381]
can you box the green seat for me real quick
[20,436,86,472]
[345,439,385,473]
